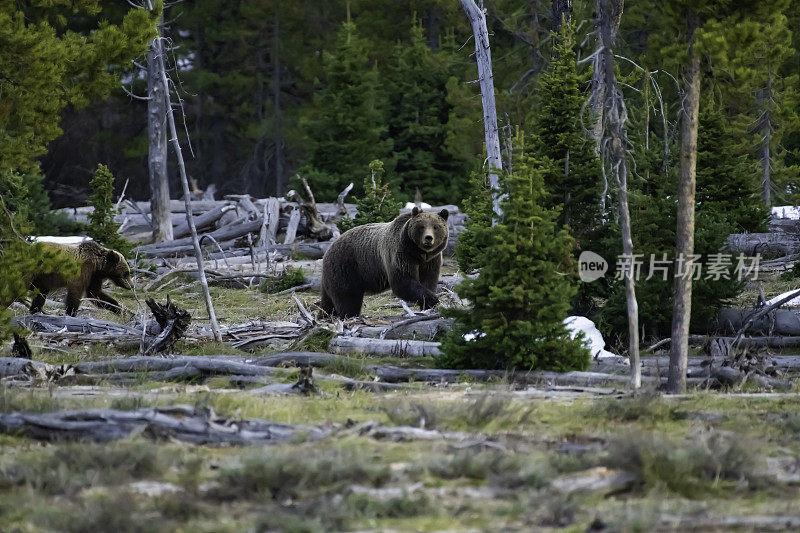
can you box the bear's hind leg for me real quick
[333,291,364,318]
[319,288,336,316]
[65,285,84,317]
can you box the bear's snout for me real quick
[423,234,434,246]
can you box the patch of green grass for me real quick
[297,327,334,352]
[588,393,677,423]
[427,448,549,489]
[258,266,306,294]
[175,341,242,357]
[604,430,761,498]
[320,354,370,379]
[211,443,391,501]
[379,394,534,432]
[0,440,172,496]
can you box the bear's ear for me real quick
[438,208,449,221]
[106,250,119,265]
[412,206,420,217]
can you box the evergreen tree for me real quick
[385,22,469,203]
[439,143,590,371]
[87,164,132,256]
[696,103,767,233]
[0,0,157,173]
[598,102,759,338]
[454,170,493,274]
[299,20,390,200]
[338,160,402,231]
[0,182,78,338]
[526,20,602,240]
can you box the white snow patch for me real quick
[563,316,627,364]
[404,201,432,210]
[766,289,800,308]
[29,236,91,246]
[463,330,486,342]
[772,206,800,220]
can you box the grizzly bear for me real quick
[320,207,449,318]
[28,241,133,316]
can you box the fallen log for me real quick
[714,307,800,337]
[13,314,140,336]
[726,232,800,257]
[0,357,38,378]
[172,204,235,239]
[74,355,282,377]
[0,406,330,445]
[134,217,263,256]
[330,336,442,357]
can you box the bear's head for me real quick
[406,207,449,256]
[105,250,133,289]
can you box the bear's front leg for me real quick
[88,278,122,314]
[390,270,439,310]
[29,290,48,314]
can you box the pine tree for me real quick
[439,144,590,371]
[338,160,402,231]
[454,170,493,274]
[385,22,469,203]
[299,20,390,200]
[598,102,758,338]
[0,185,78,338]
[0,1,157,174]
[526,19,602,240]
[696,103,767,233]
[87,164,133,256]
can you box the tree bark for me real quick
[153,30,222,342]
[667,11,701,394]
[596,0,640,389]
[552,0,573,34]
[460,0,503,223]
[273,0,286,195]
[146,9,173,243]
[758,85,772,208]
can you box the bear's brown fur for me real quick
[28,241,133,316]
[320,207,449,318]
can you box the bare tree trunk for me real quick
[461,0,503,223]
[273,0,285,195]
[667,11,700,394]
[596,0,640,389]
[590,0,621,214]
[153,34,222,342]
[147,14,172,243]
[552,0,573,33]
[758,85,772,208]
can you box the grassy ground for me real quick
[3,261,800,531]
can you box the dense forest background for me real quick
[30,0,800,210]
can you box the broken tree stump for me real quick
[143,297,191,354]
[11,333,32,358]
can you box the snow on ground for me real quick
[766,289,800,308]
[772,206,800,220]
[29,236,92,246]
[564,316,628,364]
[404,201,432,210]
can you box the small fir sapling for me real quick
[439,139,590,371]
[87,164,133,257]
[338,160,402,232]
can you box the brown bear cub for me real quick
[320,207,449,318]
[28,241,133,316]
